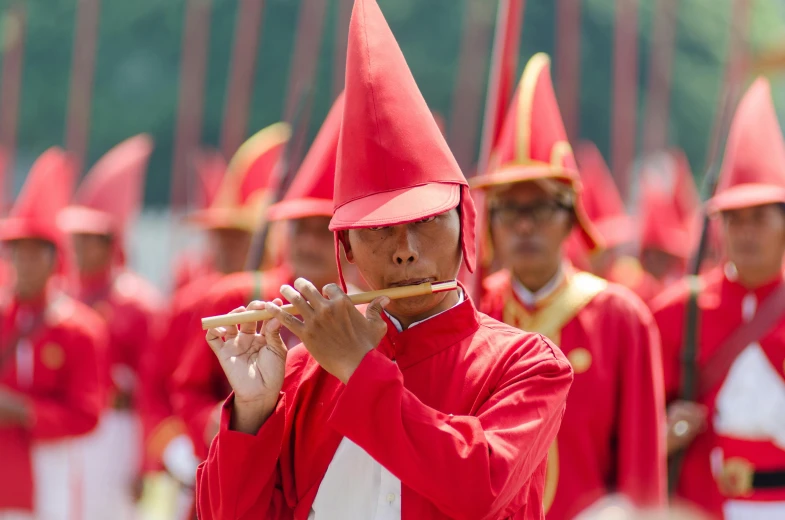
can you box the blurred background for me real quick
[0,0,784,290]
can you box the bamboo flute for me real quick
[201,280,458,330]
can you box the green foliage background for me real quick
[5,0,785,206]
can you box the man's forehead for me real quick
[489,180,571,203]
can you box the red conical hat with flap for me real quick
[1,148,76,256]
[329,0,475,276]
[708,77,785,213]
[639,187,693,259]
[267,92,345,221]
[188,122,290,231]
[471,53,601,251]
[59,134,153,238]
[576,141,635,248]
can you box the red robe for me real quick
[650,266,785,518]
[0,289,107,511]
[195,295,572,519]
[75,268,164,413]
[480,268,667,519]
[139,271,222,471]
[172,267,294,458]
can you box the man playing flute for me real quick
[194,0,573,518]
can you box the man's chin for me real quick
[385,294,443,319]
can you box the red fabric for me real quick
[471,54,602,253]
[267,93,345,222]
[195,297,572,519]
[139,272,221,471]
[188,123,290,231]
[0,148,76,262]
[74,269,164,412]
[329,0,475,274]
[707,77,785,212]
[480,269,667,518]
[650,267,785,517]
[172,268,294,459]
[0,291,107,510]
[194,149,227,211]
[59,135,153,241]
[171,251,216,293]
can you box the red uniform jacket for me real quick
[0,290,107,510]
[480,269,667,519]
[139,271,221,471]
[195,296,572,519]
[172,268,294,458]
[76,269,163,411]
[650,266,785,518]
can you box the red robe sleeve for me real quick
[328,340,572,520]
[612,296,668,508]
[195,394,294,520]
[28,309,107,439]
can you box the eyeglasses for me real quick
[490,201,570,226]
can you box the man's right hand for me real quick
[666,400,708,455]
[205,299,288,435]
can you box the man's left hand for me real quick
[266,278,390,384]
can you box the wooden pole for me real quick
[477,0,525,175]
[220,0,266,160]
[64,0,101,176]
[449,0,495,172]
[332,0,353,98]
[705,0,751,169]
[283,0,329,123]
[170,0,212,211]
[642,0,679,157]
[0,3,25,208]
[610,0,639,199]
[554,0,581,142]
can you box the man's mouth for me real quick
[389,277,435,287]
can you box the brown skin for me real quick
[288,216,340,290]
[205,208,464,435]
[207,228,253,274]
[8,239,56,302]
[721,203,785,288]
[641,248,684,281]
[489,182,574,293]
[665,204,785,453]
[72,233,114,275]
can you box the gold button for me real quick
[567,348,592,374]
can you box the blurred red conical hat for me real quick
[471,53,602,251]
[708,77,785,213]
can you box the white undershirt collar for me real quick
[384,288,465,333]
[512,264,565,307]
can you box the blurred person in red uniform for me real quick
[194,1,572,518]
[472,53,667,519]
[652,78,785,520]
[0,148,107,520]
[58,135,164,520]
[573,141,664,303]
[137,123,289,516]
[637,151,701,289]
[172,92,347,461]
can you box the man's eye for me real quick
[417,216,437,224]
[368,226,385,231]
